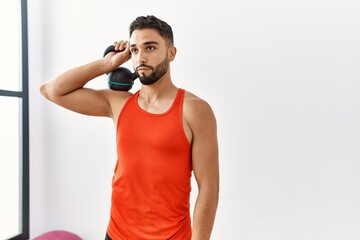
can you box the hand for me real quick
[104,40,131,71]
[113,40,129,52]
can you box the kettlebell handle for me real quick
[103,45,123,58]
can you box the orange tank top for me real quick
[107,88,192,240]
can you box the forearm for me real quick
[192,188,219,240]
[40,58,110,99]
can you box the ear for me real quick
[168,46,177,61]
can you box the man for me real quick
[40,15,219,240]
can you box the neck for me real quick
[139,71,177,102]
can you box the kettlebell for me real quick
[103,45,138,91]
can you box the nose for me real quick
[137,50,147,64]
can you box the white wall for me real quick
[29,0,360,239]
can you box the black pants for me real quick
[105,233,112,240]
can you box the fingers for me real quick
[113,40,128,51]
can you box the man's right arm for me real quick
[40,41,130,119]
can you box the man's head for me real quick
[129,16,176,85]
[129,15,174,47]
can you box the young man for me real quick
[40,15,219,240]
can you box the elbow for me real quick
[40,81,55,101]
[211,178,220,198]
[212,186,220,209]
[200,182,220,201]
[39,83,50,99]
[39,83,47,97]
[210,182,220,198]
[214,185,220,203]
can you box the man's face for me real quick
[129,29,172,85]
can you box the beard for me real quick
[135,56,170,85]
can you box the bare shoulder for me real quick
[183,90,217,125]
[183,91,215,114]
[105,88,133,102]
[103,89,133,121]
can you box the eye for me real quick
[147,46,156,51]
[130,48,138,54]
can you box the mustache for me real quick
[136,64,154,71]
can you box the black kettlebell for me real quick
[103,45,137,91]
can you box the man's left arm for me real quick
[187,98,219,240]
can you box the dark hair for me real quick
[129,15,174,46]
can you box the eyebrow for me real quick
[130,41,159,48]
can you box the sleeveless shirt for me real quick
[107,88,192,240]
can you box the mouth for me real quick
[136,66,153,76]
[137,67,150,71]
[137,64,153,71]
[137,69,150,76]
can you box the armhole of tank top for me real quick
[179,89,192,147]
[116,91,139,131]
